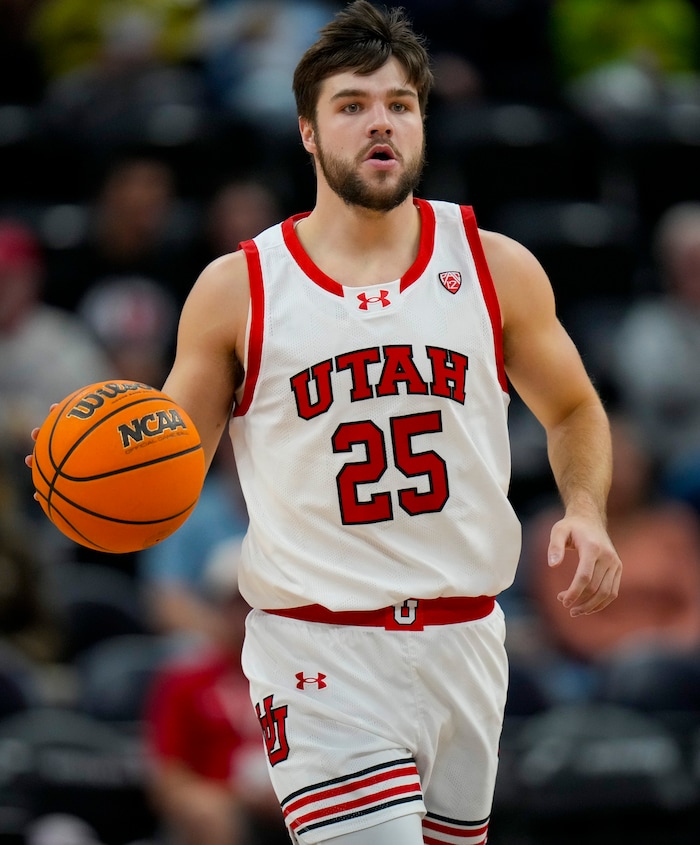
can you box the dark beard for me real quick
[316,138,426,212]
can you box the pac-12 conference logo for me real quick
[439,271,462,293]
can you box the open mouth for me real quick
[366,145,396,162]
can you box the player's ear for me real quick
[299,117,316,154]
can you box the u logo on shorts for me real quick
[386,599,422,630]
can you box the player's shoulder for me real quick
[477,226,556,325]
[196,216,286,284]
[478,226,551,290]
[201,247,250,282]
[188,248,251,307]
[427,200,541,269]
[478,227,540,269]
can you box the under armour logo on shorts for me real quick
[296,672,327,690]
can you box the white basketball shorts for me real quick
[241,599,508,844]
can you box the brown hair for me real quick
[293,0,433,122]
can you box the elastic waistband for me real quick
[262,596,495,631]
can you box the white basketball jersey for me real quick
[229,199,521,611]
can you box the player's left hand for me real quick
[24,404,58,492]
[547,514,622,617]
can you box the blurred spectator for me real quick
[550,0,700,121]
[139,440,248,647]
[0,454,62,668]
[144,537,286,845]
[29,0,200,81]
[195,0,338,130]
[517,413,700,708]
[611,202,700,509]
[45,154,194,311]
[36,3,207,153]
[0,219,112,523]
[26,813,107,845]
[188,177,282,273]
[78,275,179,386]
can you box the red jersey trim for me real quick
[460,206,508,394]
[234,239,265,417]
[263,596,495,629]
[280,200,437,295]
[282,212,340,294]
[402,198,436,291]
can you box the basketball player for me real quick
[34,2,622,842]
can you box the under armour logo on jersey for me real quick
[439,271,462,293]
[357,290,391,310]
[296,672,327,690]
[255,694,290,765]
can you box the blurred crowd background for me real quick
[3,1,700,844]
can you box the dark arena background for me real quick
[2,2,700,844]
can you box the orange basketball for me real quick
[32,381,206,554]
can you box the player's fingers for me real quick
[568,547,622,615]
[547,520,570,567]
[25,425,43,467]
[569,566,618,616]
[27,403,58,463]
[557,545,598,607]
[31,405,57,441]
[565,564,606,612]
[590,563,622,614]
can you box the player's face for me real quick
[304,58,426,212]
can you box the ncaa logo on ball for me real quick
[118,408,189,450]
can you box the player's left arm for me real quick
[482,229,622,617]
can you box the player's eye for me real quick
[343,103,360,113]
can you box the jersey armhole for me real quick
[233,239,264,417]
[460,206,508,394]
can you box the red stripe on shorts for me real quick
[423,813,490,844]
[282,758,423,837]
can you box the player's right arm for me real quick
[162,251,251,471]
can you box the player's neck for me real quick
[296,194,421,288]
